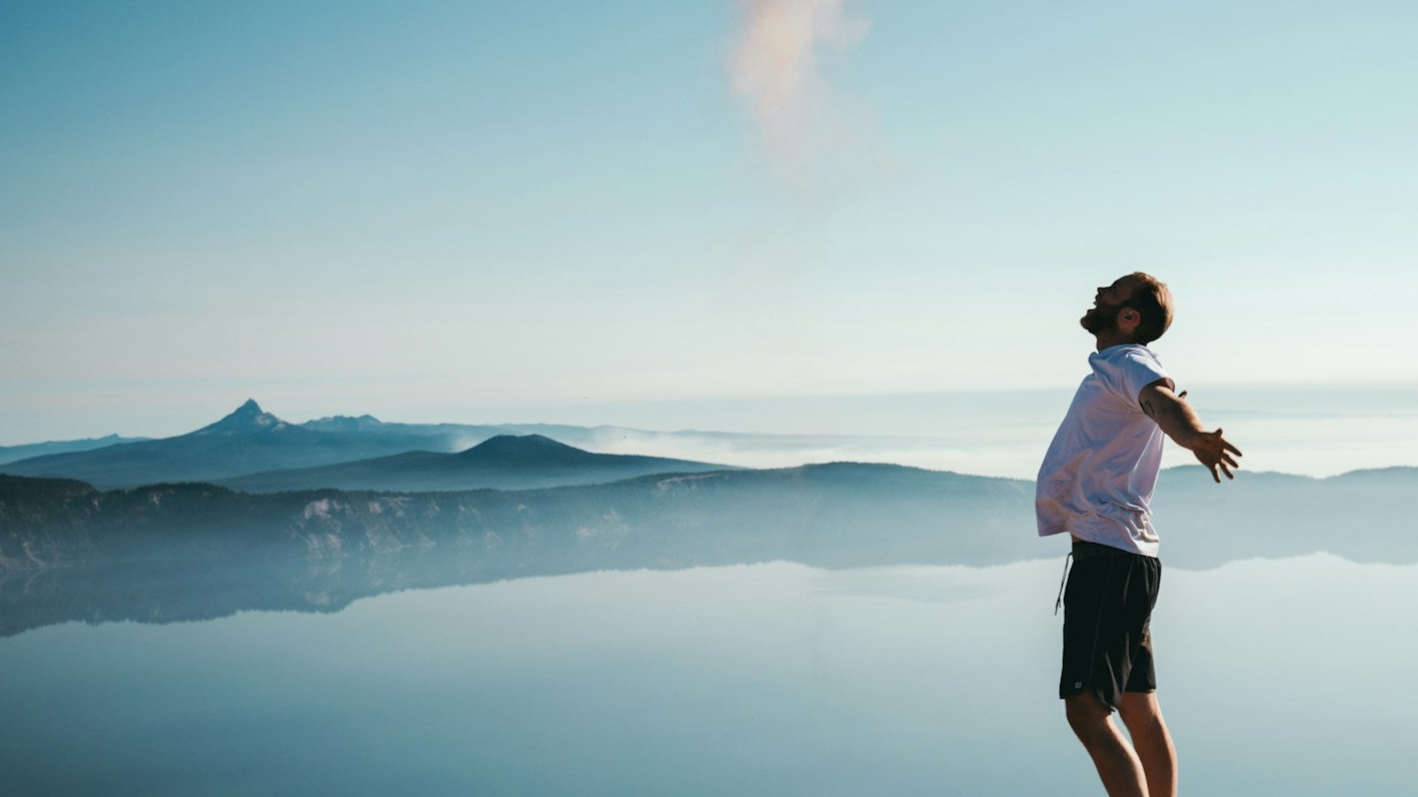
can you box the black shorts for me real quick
[1059,540,1162,710]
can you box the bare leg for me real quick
[1065,692,1149,797]
[1118,692,1177,797]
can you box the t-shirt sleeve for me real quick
[1098,348,1171,407]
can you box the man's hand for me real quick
[1138,380,1243,483]
[1191,428,1242,483]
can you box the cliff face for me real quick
[0,475,102,570]
[0,466,1033,639]
[0,466,1033,573]
[8,466,1418,577]
[4,467,1416,639]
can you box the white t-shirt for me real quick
[1036,344,1173,557]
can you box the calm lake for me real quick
[2,554,1413,796]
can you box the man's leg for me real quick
[1118,691,1177,797]
[1064,692,1148,797]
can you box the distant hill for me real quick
[218,433,734,493]
[0,434,151,466]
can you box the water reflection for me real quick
[2,556,1413,796]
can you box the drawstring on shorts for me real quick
[1054,551,1074,615]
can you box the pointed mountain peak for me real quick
[194,399,289,436]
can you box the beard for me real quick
[1080,302,1123,335]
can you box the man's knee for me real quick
[1116,691,1162,727]
[1064,692,1113,740]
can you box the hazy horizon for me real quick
[4,380,1414,481]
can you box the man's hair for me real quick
[1123,272,1173,344]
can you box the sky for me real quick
[3,0,1416,445]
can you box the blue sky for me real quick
[3,1,1416,443]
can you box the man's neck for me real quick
[1093,331,1137,352]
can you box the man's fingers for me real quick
[1198,428,1241,483]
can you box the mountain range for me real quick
[0,400,730,490]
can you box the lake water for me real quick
[2,555,1413,796]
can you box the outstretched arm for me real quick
[1138,379,1242,483]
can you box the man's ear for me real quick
[1119,308,1142,334]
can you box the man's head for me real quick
[1081,272,1173,345]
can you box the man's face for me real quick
[1080,275,1141,335]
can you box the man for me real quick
[1037,273,1241,797]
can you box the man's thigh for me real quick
[1059,548,1161,709]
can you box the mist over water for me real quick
[552,384,1418,479]
[2,557,1412,796]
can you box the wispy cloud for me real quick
[727,0,876,187]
